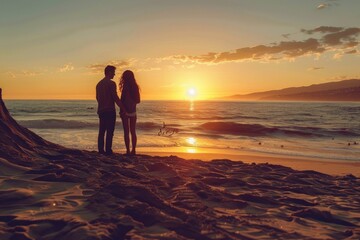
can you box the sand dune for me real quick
[0,88,359,239]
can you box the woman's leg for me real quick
[129,116,137,155]
[121,116,130,154]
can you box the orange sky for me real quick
[1,0,359,100]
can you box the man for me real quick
[96,65,125,155]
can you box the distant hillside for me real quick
[223,79,360,101]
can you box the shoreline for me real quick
[138,147,360,177]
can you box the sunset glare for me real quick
[187,88,197,99]
[186,137,197,145]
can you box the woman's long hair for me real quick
[119,70,140,104]
[119,70,139,92]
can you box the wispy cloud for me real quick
[87,60,133,73]
[332,48,359,59]
[302,27,360,46]
[22,71,41,76]
[316,0,339,10]
[59,63,74,72]
[317,3,329,10]
[137,67,161,72]
[6,71,17,78]
[88,26,358,71]
[161,26,359,65]
[6,70,43,78]
[282,34,291,39]
[346,49,358,54]
[301,26,343,34]
[307,67,324,71]
[87,58,165,74]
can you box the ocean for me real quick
[4,100,360,162]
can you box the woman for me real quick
[119,70,141,155]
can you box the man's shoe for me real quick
[105,150,113,156]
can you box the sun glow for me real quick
[186,88,197,99]
[186,148,197,153]
[186,137,197,145]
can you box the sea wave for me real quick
[19,119,97,129]
[292,126,360,137]
[199,122,311,137]
[167,113,266,121]
[340,106,360,113]
[137,122,169,130]
[9,109,62,114]
[199,122,360,137]
[19,119,165,130]
[325,129,360,137]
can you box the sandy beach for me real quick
[1,89,360,239]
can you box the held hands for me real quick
[118,109,129,117]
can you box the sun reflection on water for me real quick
[189,100,194,111]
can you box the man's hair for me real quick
[104,65,116,75]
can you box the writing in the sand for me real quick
[158,122,179,136]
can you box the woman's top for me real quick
[120,84,140,117]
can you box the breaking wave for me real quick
[199,122,360,137]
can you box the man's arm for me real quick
[110,82,126,110]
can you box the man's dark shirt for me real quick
[96,79,119,114]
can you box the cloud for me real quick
[345,49,358,54]
[282,34,291,39]
[6,71,17,78]
[317,3,329,10]
[163,26,359,65]
[332,48,359,59]
[59,63,74,72]
[333,52,344,59]
[22,71,41,76]
[322,28,360,46]
[87,58,165,74]
[87,60,133,73]
[90,26,358,69]
[137,67,161,72]
[6,70,42,78]
[303,27,360,46]
[316,0,340,10]
[301,26,343,34]
[308,67,324,71]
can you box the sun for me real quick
[186,137,197,145]
[187,88,197,99]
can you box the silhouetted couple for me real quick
[96,65,140,156]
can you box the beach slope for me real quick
[0,88,359,239]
